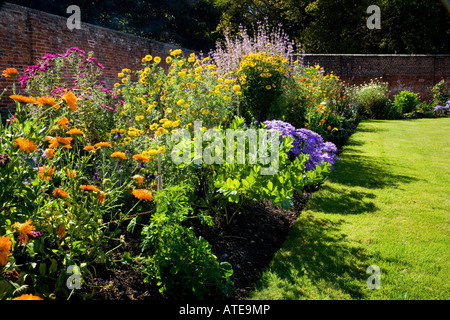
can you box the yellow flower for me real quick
[135,115,145,121]
[149,123,158,130]
[124,137,132,143]
[154,56,161,63]
[114,83,120,87]
[118,72,124,77]
[177,99,185,106]
[166,56,172,64]
[188,57,195,63]
[265,85,272,90]
[121,78,128,84]
[170,49,182,56]
[158,146,167,154]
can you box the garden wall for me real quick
[302,54,450,100]
[1,2,449,112]
[0,2,195,111]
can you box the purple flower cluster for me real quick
[434,101,450,112]
[263,120,339,171]
[18,47,104,89]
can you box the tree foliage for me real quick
[6,0,450,53]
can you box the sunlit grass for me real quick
[250,118,450,300]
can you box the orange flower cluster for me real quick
[111,151,127,159]
[9,95,37,104]
[14,137,38,153]
[0,236,12,266]
[13,294,43,300]
[11,219,36,245]
[132,189,153,202]
[38,165,56,181]
[53,188,68,199]
[2,68,18,78]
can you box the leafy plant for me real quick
[394,90,420,114]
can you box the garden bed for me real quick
[81,192,308,300]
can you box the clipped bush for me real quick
[394,90,420,114]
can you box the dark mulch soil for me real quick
[78,192,309,300]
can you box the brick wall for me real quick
[1,2,449,113]
[0,2,196,111]
[302,54,450,100]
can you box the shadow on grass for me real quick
[254,214,371,299]
[329,153,418,190]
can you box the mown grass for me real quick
[249,118,450,300]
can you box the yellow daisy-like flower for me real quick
[177,99,185,106]
[124,137,132,143]
[149,123,158,130]
[154,56,161,64]
[166,56,172,64]
[118,72,124,78]
[135,115,145,121]
[170,49,182,56]
[121,78,128,84]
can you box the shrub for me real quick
[349,79,399,119]
[431,79,450,106]
[394,90,420,114]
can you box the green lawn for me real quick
[249,118,450,300]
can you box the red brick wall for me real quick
[0,2,196,111]
[302,54,450,101]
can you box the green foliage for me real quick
[394,90,420,114]
[431,80,450,106]
[139,185,234,298]
[348,79,400,120]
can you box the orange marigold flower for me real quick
[79,185,101,192]
[2,68,18,78]
[132,189,153,202]
[97,191,106,204]
[83,145,94,151]
[53,188,68,199]
[13,294,44,300]
[63,90,78,112]
[95,142,112,148]
[56,225,66,238]
[111,151,127,159]
[57,117,70,130]
[11,219,36,245]
[45,137,59,149]
[44,148,55,159]
[133,175,144,186]
[38,165,56,181]
[57,136,73,146]
[36,96,57,108]
[319,119,325,126]
[65,169,77,177]
[0,236,12,266]
[67,128,84,135]
[132,154,150,162]
[9,95,37,104]
[14,137,38,153]
[327,126,332,131]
